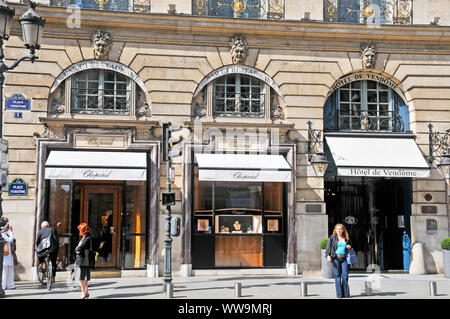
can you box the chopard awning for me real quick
[325,134,430,178]
[45,151,147,181]
[195,153,292,182]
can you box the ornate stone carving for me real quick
[230,35,248,65]
[135,89,150,118]
[136,102,151,118]
[51,102,65,114]
[193,89,207,119]
[270,92,284,120]
[360,42,376,69]
[34,124,61,140]
[271,104,284,120]
[50,84,65,114]
[91,30,113,60]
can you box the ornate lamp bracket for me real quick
[428,123,450,165]
[307,121,329,177]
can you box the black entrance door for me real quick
[373,179,412,270]
[325,177,411,271]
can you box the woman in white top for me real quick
[1,220,16,290]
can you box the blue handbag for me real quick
[347,248,357,264]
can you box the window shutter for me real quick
[392,91,410,132]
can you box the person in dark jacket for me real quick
[325,223,352,298]
[74,223,93,299]
[36,221,59,282]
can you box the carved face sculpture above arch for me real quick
[360,41,376,69]
[230,35,249,65]
[91,30,113,60]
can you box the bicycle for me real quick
[37,252,53,290]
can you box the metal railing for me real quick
[324,0,413,25]
[49,0,286,20]
[50,0,152,14]
[71,88,131,114]
[193,0,285,20]
[338,109,405,132]
[213,92,265,116]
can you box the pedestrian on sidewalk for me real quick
[326,223,352,298]
[36,221,59,283]
[74,223,93,299]
[1,217,16,290]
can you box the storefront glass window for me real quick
[214,182,262,210]
[192,170,285,268]
[122,181,147,269]
[48,180,73,271]
[47,180,147,270]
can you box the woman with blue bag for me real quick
[325,224,353,298]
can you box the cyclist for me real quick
[36,221,59,283]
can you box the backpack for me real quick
[36,228,58,255]
[36,236,51,253]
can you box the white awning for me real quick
[195,153,292,182]
[45,151,147,181]
[325,135,430,178]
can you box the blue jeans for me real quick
[332,257,350,298]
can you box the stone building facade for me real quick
[1,0,449,280]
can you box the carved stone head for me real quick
[361,42,376,69]
[230,35,248,65]
[91,30,113,60]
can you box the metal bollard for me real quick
[235,282,242,298]
[300,282,308,297]
[429,281,437,297]
[364,281,372,296]
[166,283,173,298]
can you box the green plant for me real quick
[320,238,329,250]
[441,238,450,250]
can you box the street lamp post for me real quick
[0,0,45,297]
[429,124,450,237]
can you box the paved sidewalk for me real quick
[2,273,449,299]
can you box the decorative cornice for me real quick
[40,117,160,130]
[184,120,295,132]
[9,4,450,47]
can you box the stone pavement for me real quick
[2,273,449,300]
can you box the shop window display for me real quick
[192,167,285,268]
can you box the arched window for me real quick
[71,69,131,114]
[49,64,150,118]
[324,80,409,132]
[213,74,265,116]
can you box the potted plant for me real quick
[442,237,450,279]
[321,238,334,279]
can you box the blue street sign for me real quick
[5,94,31,111]
[8,178,28,196]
